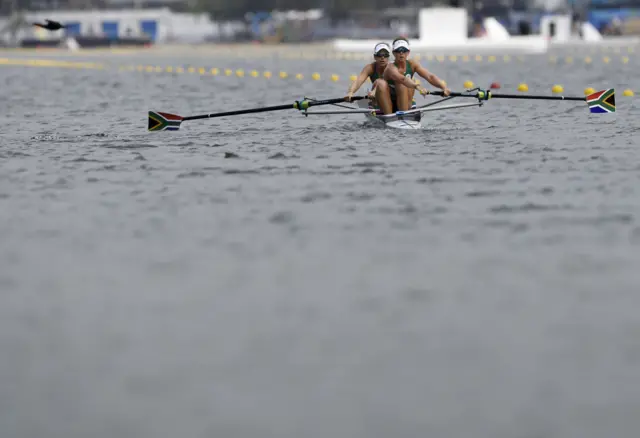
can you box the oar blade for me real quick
[586,89,615,113]
[148,111,183,131]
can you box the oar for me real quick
[427,88,615,113]
[148,96,366,131]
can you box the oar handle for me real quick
[428,90,585,101]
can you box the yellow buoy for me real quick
[449,55,458,62]
[552,84,564,94]
[565,56,573,64]
[279,71,288,79]
[224,68,232,76]
[176,67,184,73]
[210,67,219,75]
[622,56,630,64]
[331,74,339,82]
[488,55,496,62]
[475,55,483,62]
[503,55,511,62]
[517,83,529,92]
[463,80,474,89]
[584,56,592,64]
[603,56,610,64]
[235,69,244,77]
[623,89,634,97]
[263,71,272,78]
[295,73,304,80]
[165,66,173,73]
[145,66,154,72]
[349,74,357,81]
[188,67,196,73]
[250,70,258,77]
[312,73,321,81]
[584,87,596,95]
[462,55,470,62]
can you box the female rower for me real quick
[345,42,395,114]
[383,37,451,112]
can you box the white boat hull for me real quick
[357,100,423,130]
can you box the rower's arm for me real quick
[413,61,447,90]
[383,64,419,90]
[347,64,374,94]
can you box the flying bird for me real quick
[33,19,66,31]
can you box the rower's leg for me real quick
[408,87,416,107]
[369,84,377,108]
[374,80,393,115]
[395,83,410,111]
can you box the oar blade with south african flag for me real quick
[429,88,616,114]
[147,97,365,131]
[148,111,183,131]
[586,89,615,113]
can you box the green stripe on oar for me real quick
[148,96,365,132]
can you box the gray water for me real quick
[2,47,640,438]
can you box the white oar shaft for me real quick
[304,109,376,115]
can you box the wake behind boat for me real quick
[147,88,616,132]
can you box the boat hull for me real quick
[358,100,422,130]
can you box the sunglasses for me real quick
[393,48,410,53]
[374,52,390,58]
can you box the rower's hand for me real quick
[367,89,375,99]
[345,91,354,102]
[417,87,429,97]
[442,87,451,97]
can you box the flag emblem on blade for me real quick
[148,111,183,131]
[586,89,615,113]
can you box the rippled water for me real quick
[1,46,640,438]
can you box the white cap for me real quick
[392,39,410,51]
[373,42,391,55]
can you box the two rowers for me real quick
[346,38,451,114]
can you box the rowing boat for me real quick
[297,98,427,130]
[147,88,615,132]
[358,99,422,130]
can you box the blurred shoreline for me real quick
[0,42,340,56]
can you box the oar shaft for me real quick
[182,97,364,121]
[488,93,585,101]
[429,91,585,101]
[183,104,293,121]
